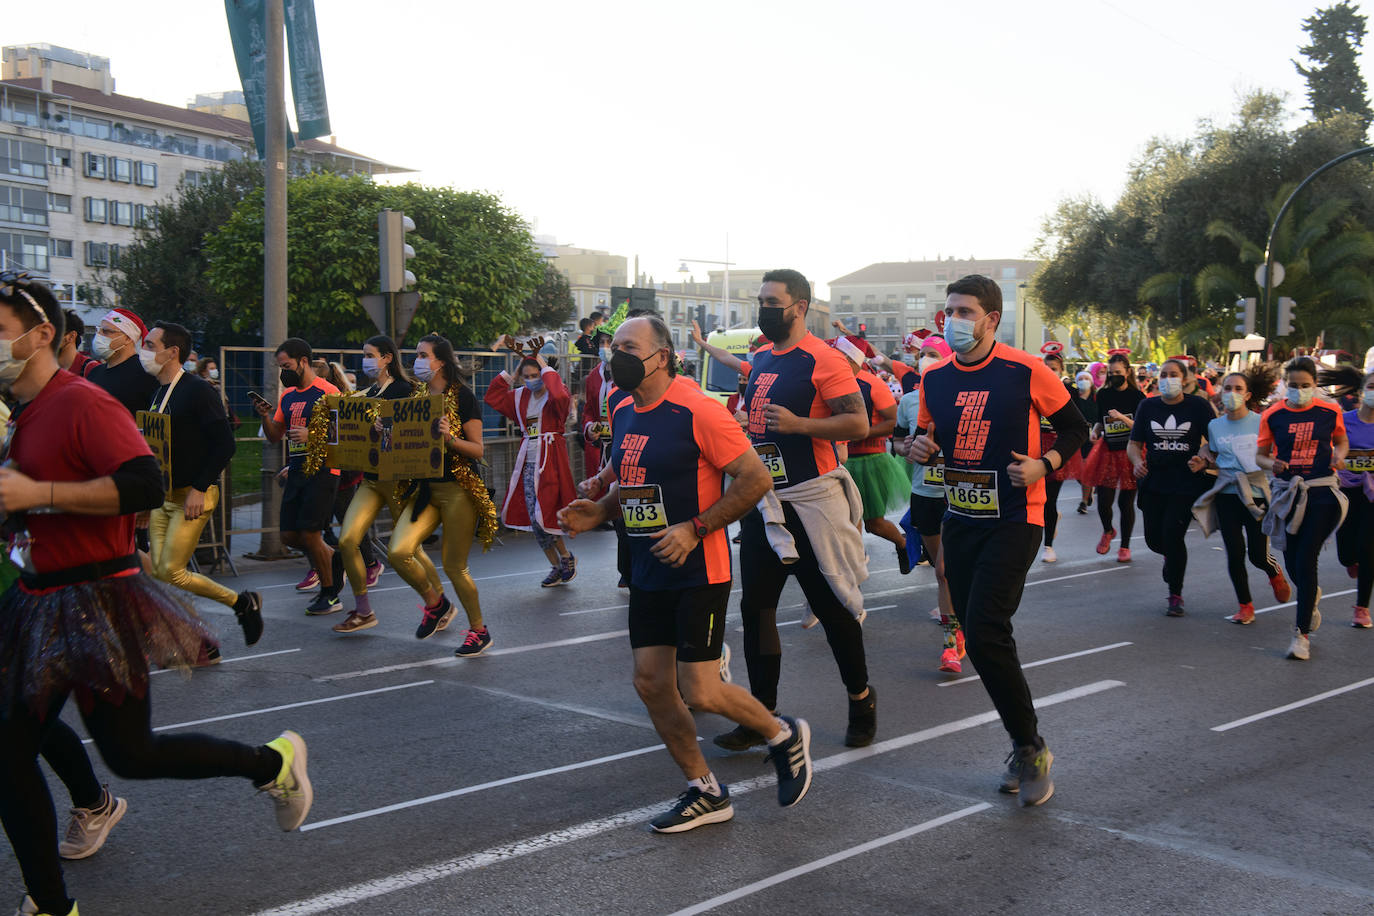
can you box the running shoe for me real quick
[204,646,222,665]
[929,607,943,622]
[1042,546,1057,564]
[58,787,127,860]
[455,626,493,657]
[845,686,877,748]
[559,555,578,584]
[304,593,342,616]
[1096,528,1116,555]
[718,643,732,684]
[800,608,820,629]
[896,542,912,575]
[939,629,967,673]
[332,612,377,634]
[1117,548,1132,563]
[14,897,72,916]
[1269,573,1292,603]
[259,730,312,830]
[999,747,1021,794]
[415,596,453,640]
[294,570,319,592]
[1076,501,1089,515]
[1166,595,1185,617]
[1353,606,1372,628]
[1286,629,1310,660]
[365,561,384,588]
[1014,742,1055,807]
[649,786,733,833]
[1226,603,1255,625]
[235,591,264,646]
[1311,587,1323,632]
[540,565,563,588]
[713,724,767,751]
[767,716,813,808]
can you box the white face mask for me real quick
[1363,388,1374,408]
[0,327,36,385]
[138,347,165,377]
[208,369,220,380]
[918,355,939,375]
[1158,377,1183,399]
[901,353,916,366]
[1076,379,1091,393]
[183,360,196,372]
[91,333,124,361]
[1221,390,1244,412]
[1287,387,1315,408]
[944,316,982,355]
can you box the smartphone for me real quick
[248,391,272,412]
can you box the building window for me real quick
[182,169,206,188]
[47,147,72,169]
[50,238,73,259]
[1,95,40,128]
[1,140,47,180]
[134,203,155,227]
[83,152,107,179]
[47,193,71,214]
[111,158,133,183]
[136,161,157,187]
[109,244,122,267]
[111,201,134,227]
[0,185,48,226]
[84,241,110,267]
[864,294,876,305]
[84,197,108,223]
[1001,267,1017,279]
[0,233,49,272]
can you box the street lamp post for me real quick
[1018,282,1029,350]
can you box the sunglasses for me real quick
[0,270,49,323]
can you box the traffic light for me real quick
[610,286,658,314]
[1276,296,1296,336]
[1234,298,1255,335]
[379,209,416,293]
[858,322,867,338]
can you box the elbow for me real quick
[848,417,870,441]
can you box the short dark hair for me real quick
[153,321,193,364]
[1284,355,1319,381]
[276,337,312,360]
[579,317,594,332]
[63,309,85,340]
[761,269,811,306]
[0,274,63,352]
[945,274,1002,314]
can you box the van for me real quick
[699,327,761,408]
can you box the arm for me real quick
[438,416,485,461]
[258,399,285,442]
[649,448,771,568]
[0,456,163,516]
[691,321,745,373]
[483,372,517,421]
[541,366,571,419]
[767,392,869,441]
[1127,440,1147,476]
[194,389,238,492]
[869,403,897,439]
[1333,431,1349,470]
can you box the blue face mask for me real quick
[1158,377,1183,399]
[361,357,380,378]
[413,358,433,381]
[524,378,543,393]
[944,316,981,355]
[599,349,612,364]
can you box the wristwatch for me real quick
[691,515,709,539]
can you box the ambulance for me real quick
[699,327,761,408]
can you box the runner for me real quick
[1322,365,1374,627]
[1037,343,1074,563]
[1191,364,1290,625]
[1082,350,1144,562]
[485,342,579,588]
[138,321,263,644]
[0,275,310,916]
[911,274,1088,806]
[895,333,965,672]
[388,334,499,649]
[558,315,812,832]
[84,308,157,416]
[312,360,383,593]
[56,311,95,378]
[1127,358,1216,616]
[1069,371,1099,515]
[1258,356,1349,660]
[581,331,616,473]
[714,268,877,752]
[253,338,344,615]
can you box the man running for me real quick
[559,315,812,832]
[714,268,877,751]
[911,274,1088,806]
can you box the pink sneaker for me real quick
[1353,606,1372,629]
[1226,603,1255,625]
[1117,548,1132,563]
[294,570,319,592]
[1096,529,1116,555]
[365,562,384,588]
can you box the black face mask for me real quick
[610,348,660,391]
[1106,374,1126,389]
[280,365,302,389]
[758,306,794,343]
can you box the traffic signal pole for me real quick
[258,0,289,558]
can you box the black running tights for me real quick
[1283,496,1342,634]
[1139,489,1196,596]
[1095,485,1135,548]
[1215,493,1281,605]
[1043,477,1062,547]
[1336,488,1374,608]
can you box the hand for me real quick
[253,398,273,419]
[438,415,452,440]
[1270,458,1288,474]
[276,466,289,484]
[910,434,938,464]
[690,320,705,346]
[650,521,701,568]
[557,498,607,536]
[1332,456,1347,471]
[287,425,308,444]
[183,488,206,521]
[1107,409,1126,422]
[1132,460,1148,479]
[1008,451,1047,488]
[1187,455,1207,473]
[576,475,604,499]
[734,409,748,430]
[0,467,43,513]
[831,320,845,330]
[764,403,801,435]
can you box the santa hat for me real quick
[1040,342,1064,358]
[102,308,147,343]
[903,330,930,352]
[831,335,866,368]
[844,334,876,359]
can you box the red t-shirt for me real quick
[10,370,153,576]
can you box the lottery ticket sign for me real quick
[323,395,445,479]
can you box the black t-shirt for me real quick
[85,356,159,417]
[428,383,482,483]
[1096,384,1146,451]
[1130,393,1215,494]
[151,372,237,491]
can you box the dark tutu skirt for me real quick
[1081,440,1137,491]
[0,572,217,718]
[1053,449,1086,482]
[847,451,911,519]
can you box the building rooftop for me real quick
[830,258,1041,285]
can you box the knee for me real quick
[338,529,361,552]
[97,740,152,781]
[280,531,301,547]
[632,668,676,707]
[678,678,721,714]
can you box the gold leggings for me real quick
[149,485,237,607]
[388,481,483,629]
[339,478,441,596]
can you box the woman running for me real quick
[1038,344,1074,562]
[1258,356,1349,660]
[1192,365,1290,625]
[485,342,579,587]
[1070,370,1100,515]
[389,334,499,651]
[1082,350,1144,561]
[331,336,445,634]
[1127,358,1215,615]
[1321,365,1374,628]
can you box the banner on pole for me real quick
[284,0,331,141]
[224,0,269,157]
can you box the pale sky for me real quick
[6,0,1368,298]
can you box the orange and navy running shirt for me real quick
[915,342,1071,527]
[611,376,752,590]
[850,368,896,456]
[1258,399,1347,481]
[744,334,860,490]
[273,376,340,473]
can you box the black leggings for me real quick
[0,692,280,914]
[1336,488,1374,608]
[1138,488,1196,596]
[39,719,103,811]
[1282,495,1342,634]
[1043,477,1062,547]
[1096,486,1136,548]
[739,505,868,711]
[1215,492,1282,605]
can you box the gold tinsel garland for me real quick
[302,398,334,477]
[405,382,500,551]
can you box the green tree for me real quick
[520,262,575,333]
[1294,1,1373,133]
[204,173,545,347]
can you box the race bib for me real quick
[595,421,611,444]
[288,435,308,456]
[620,484,668,537]
[1347,449,1374,473]
[1104,418,1131,437]
[755,442,789,486]
[922,457,946,487]
[524,419,540,438]
[944,468,1000,518]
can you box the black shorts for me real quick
[909,492,947,538]
[628,582,729,663]
[280,469,338,533]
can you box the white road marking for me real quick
[559,603,629,617]
[150,647,301,675]
[252,679,1124,915]
[316,630,632,681]
[1211,677,1374,732]
[938,642,1134,687]
[666,803,993,916]
[777,604,896,628]
[864,563,1128,602]
[1254,588,1356,615]
[467,684,655,730]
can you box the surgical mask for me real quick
[183,360,196,372]
[944,316,981,355]
[412,358,433,382]
[1287,387,1315,408]
[1221,391,1244,412]
[1106,375,1126,389]
[918,356,939,375]
[1076,379,1091,393]
[901,353,916,366]
[523,378,544,393]
[1363,388,1374,408]
[610,348,660,391]
[208,369,219,381]
[91,333,124,361]
[599,349,612,365]
[138,347,165,377]
[757,306,795,344]
[0,328,36,385]
[280,365,303,389]
[361,357,380,378]
[1158,377,1183,399]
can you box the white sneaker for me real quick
[929,607,943,622]
[800,609,819,629]
[58,787,127,860]
[1311,588,1322,632]
[1286,629,1310,661]
[259,730,312,831]
[718,643,732,684]
[1042,546,1057,564]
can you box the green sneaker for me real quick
[1014,742,1055,807]
[259,730,313,830]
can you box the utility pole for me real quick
[258,0,289,557]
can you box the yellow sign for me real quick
[136,410,172,494]
[324,395,445,480]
